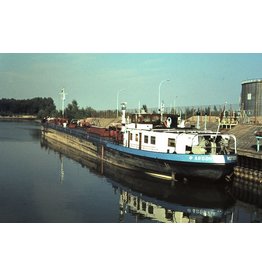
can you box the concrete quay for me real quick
[226,124,262,191]
[228,124,262,160]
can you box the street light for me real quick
[158,79,170,113]
[117,90,126,118]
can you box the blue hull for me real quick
[105,143,237,181]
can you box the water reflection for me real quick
[41,135,236,223]
[230,176,262,207]
[118,190,234,223]
[228,175,262,222]
[105,165,235,223]
[0,120,41,142]
[59,154,65,184]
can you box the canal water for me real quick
[0,120,262,223]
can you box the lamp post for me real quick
[117,90,126,118]
[158,79,170,113]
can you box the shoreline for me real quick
[0,115,37,121]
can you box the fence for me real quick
[93,103,262,124]
[126,103,239,118]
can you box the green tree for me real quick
[0,97,56,118]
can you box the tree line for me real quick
[0,97,118,119]
[0,97,56,118]
[0,97,235,120]
[64,101,238,121]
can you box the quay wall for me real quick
[227,124,262,205]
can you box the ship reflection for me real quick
[118,190,234,223]
[41,136,235,223]
[110,171,234,223]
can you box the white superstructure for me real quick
[122,123,236,155]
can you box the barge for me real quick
[42,103,237,182]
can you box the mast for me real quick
[59,88,67,118]
[121,102,127,132]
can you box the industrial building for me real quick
[241,79,262,123]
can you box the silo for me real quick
[241,79,262,119]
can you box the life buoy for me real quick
[164,117,172,128]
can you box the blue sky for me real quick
[0,53,262,111]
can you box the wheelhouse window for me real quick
[130,133,133,140]
[135,134,138,142]
[151,136,156,145]
[144,135,148,144]
[168,138,176,147]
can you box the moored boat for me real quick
[105,103,237,182]
[42,102,237,182]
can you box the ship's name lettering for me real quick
[227,156,237,161]
[189,156,213,161]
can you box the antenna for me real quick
[59,88,67,118]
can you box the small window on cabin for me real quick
[144,135,148,144]
[151,136,156,145]
[135,134,138,142]
[130,133,133,140]
[168,138,176,147]
[165,210,173,220]
[148,205,154,214]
